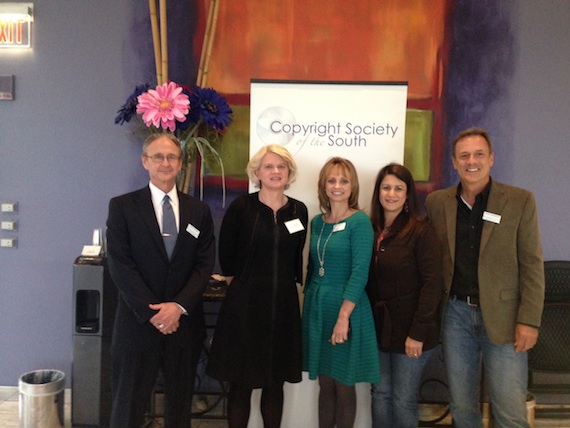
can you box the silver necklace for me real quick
[316,207,350,277]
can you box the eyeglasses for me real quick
[144,154,181,163]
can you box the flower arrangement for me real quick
[115,80,233,203]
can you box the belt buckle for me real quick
[466,296,478,307]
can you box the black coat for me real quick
[207,192,308,387]
[366,215,443,354]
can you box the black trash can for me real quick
[19,369,65,428]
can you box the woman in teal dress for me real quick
[302,157,380,428]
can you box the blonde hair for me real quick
[247,144,298,189]
[317,157,360,215]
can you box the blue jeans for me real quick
[371,348,434,428]
[442,298,530,428]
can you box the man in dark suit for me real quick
[426,128,544,428]
[106,133,215,427]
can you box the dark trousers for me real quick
[110,330,201,428]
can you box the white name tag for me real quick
[81,245,101,256]
[333,222,346,232]
[285,218,305,234]
[186,223,200,238]
[482,211,501,224]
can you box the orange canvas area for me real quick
[205,0,448,99]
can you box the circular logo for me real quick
[256,106,296,146]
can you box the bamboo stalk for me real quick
[160,0,169,84]
[202,0,220,87]
[149,0,162,84]
[196,0,215,86]
[198,0,220,87]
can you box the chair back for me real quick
[528,261,570,371]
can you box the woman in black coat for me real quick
[207,144,308,428]
[366,163,443,428]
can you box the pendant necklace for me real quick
[375,226,391,263]
[316,207,350,277]
[376,226,391,250]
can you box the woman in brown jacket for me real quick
[366,163,443,428]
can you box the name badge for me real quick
[186,223,200,238]
[482,211,501,224]
[285,218,305,234]
[333,222,346,232]
[81,245,101,256]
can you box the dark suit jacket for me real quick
[426,180,545,344]
[106,186,215,349]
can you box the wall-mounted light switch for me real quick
[1,221,17,230]
[1,202,18,213]
[0,238,17,248]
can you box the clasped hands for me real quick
[149,302,183,335]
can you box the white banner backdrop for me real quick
[249,80,408,219]
[247,80,408,427]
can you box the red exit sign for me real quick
[0,3,33,48]
[0,18,30,47]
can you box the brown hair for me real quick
[452,127,493,158]
[370,163,423,237]
[317,157,360,215]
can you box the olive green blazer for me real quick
[426,180,545,344]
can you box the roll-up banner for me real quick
[249,80,408,218]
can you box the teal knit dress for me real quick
[302,210,380,385]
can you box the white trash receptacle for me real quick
[19,370,65,428]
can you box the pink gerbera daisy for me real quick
[136,81,190,132]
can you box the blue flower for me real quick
[114,83,151,125]
[188,86,233,131]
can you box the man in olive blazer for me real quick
[106,133,215,428]
[426,128,544,428]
